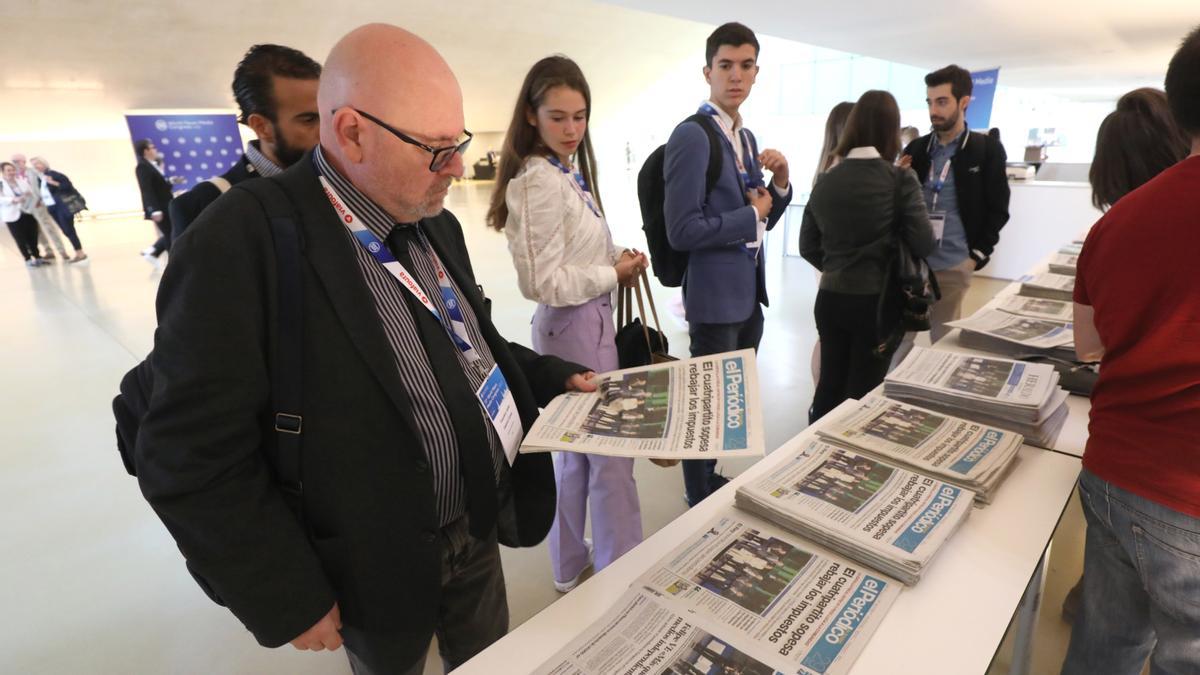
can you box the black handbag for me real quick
[61,190,87,215]
[614,270,675,368]
[877,168,941,352]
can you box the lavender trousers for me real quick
[532,295,643,582]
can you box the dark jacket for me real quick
[135,158,173,219]
[168,154,258,239]
[903,130,1010,269]
[800,157,934,294]
[44,169,79,201]
[134,152,577,661]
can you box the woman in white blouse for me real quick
[488,56,647,593]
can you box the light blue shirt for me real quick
[924,130,969,271]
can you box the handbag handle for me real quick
[631,271,668,354]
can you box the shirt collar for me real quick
[312,145,401,241]
[845,146,882,160]
[244,140,284,177]
[703,99,742,132]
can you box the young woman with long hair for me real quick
[488,55,648,593]
[799,90,934,422]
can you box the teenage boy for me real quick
[895,64,1009,363]
[664,22,791,507]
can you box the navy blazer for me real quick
[663,117,790,324]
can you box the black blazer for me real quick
[903,130,1011,269]
[168,154,258,238]
[135,151,577,658]
[135,158,173,219]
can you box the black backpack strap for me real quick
[684,113,724,196]
[236,177,306,509]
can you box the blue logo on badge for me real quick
[446,298,456,310]
[367,241,381,254]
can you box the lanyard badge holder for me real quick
[699,103,766,260]
[545,155,602,219]
[927,158,952,242]
[318,175,525,464]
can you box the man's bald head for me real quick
[318,23,466,222]
[11,154,27,168]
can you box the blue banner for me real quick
[125,113,244,192]
[965,68,1000,130]
[722,357,748,450]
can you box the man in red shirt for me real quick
[1063,26,1200,675]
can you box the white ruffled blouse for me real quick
[504,156,623,307]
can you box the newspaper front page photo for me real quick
[521,349,764,460]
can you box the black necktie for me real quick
[387,225,498,539]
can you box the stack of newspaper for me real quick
[815,396,1023,503]
[1047,253,1078,275]
[1019,272,1076,301]
[533,509,902,675]
[1059,242,1083,256]
[947,308,1075,360]
[996,295,1074,322]
[519,349,763,461]
[883,347,1070,448]
[734,437,974,585]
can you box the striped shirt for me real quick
[313,146,505,525]
[245,141,283,178]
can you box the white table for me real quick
[456,413,1082,674]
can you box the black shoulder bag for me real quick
[876,167,941,354]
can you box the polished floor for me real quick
[1,180,1086,674]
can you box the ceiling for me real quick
[3,0,1195,142]
[603,0,1198,100]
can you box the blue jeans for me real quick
[682,305,764,507]
[1061,469,1200,675]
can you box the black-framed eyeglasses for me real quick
[339,107,472,172]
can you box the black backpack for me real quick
[637,114,724,287]
[112,177,306,518]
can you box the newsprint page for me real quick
[533,509,901,675]
[521,349,764,459]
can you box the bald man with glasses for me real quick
[133,23,594,674]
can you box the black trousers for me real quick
[810,289,897,423]
[343,518,508,675]
[6,213,41,260]
[150,211,172,256]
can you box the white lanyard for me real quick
[318,175,484,370]
[700,103,750,179]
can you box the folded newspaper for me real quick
[520,349,764,460]
[948,308,1075,360]
[734,438,974,585]
[1019,272,1075,301]
[815,396,1022,503]
[1059,242,1083,256]
[1047,253,1078,276]
[883,347,1069,448]
[995,295,1074,322]
[533,511,901,675]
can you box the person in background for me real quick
[488,55,649,594]
[808,100,854,402]
[800,91,934,422]
[813,101,855,181]
[899,125,921,152]
[11,153,70,261]
[664,22,792,507]
[2,161,46,267]
[1061,26,1200,675]
[30,157,88,262]
[134,139,174,263]
[169,44,322,241]
[1089,88,1190,211]
[893,64,1010,365]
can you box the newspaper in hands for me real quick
[520,350,764,460]
[815,396,1023,503]
[734,436,974,585]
